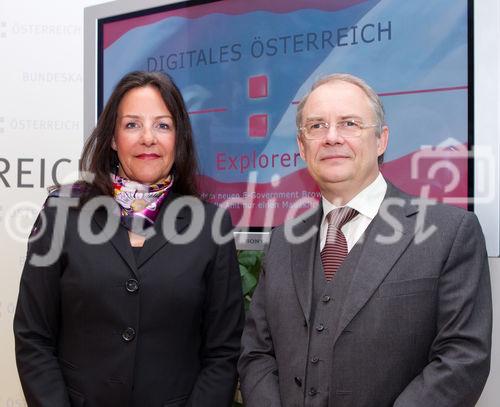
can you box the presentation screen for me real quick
[97,0,471,229]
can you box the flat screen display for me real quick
[98,0,471,228]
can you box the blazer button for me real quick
[294,377,302,387]
[316,323,325,332]
[311,356,319,364]
[122,327,136,342]
[308,387,317,396]
[125,278,139,293]
[321,295,331,303]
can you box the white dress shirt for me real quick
[320,173,387,252]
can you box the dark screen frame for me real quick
[96,0,475,228]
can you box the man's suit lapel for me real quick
[332,184,419,345]
[290,206,322,323]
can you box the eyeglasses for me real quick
[299,119,380,140]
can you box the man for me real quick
[238,74,492,407]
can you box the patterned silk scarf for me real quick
[111,173,174,232]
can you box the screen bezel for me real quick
[86,0,476,245]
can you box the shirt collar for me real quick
[321,172,387,224]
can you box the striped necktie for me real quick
[321,207,359,281]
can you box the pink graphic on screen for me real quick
[100,0,470,228]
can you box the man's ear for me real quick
[297,133,306,161]
[377,126,389,157]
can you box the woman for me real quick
[14,71,244,407]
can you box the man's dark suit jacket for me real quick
[14,192,244,407]
[238,183,492,407]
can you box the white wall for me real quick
[0,1,498,405]
[480,258,500,406]
[475,0,500,404]
[0,0,106,404]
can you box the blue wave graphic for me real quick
[103,0,467,183]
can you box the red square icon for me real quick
[248,75,268,99]
[249,114,268,137]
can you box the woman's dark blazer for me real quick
[14,192,244,407]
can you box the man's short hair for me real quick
[295,73,386,164]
